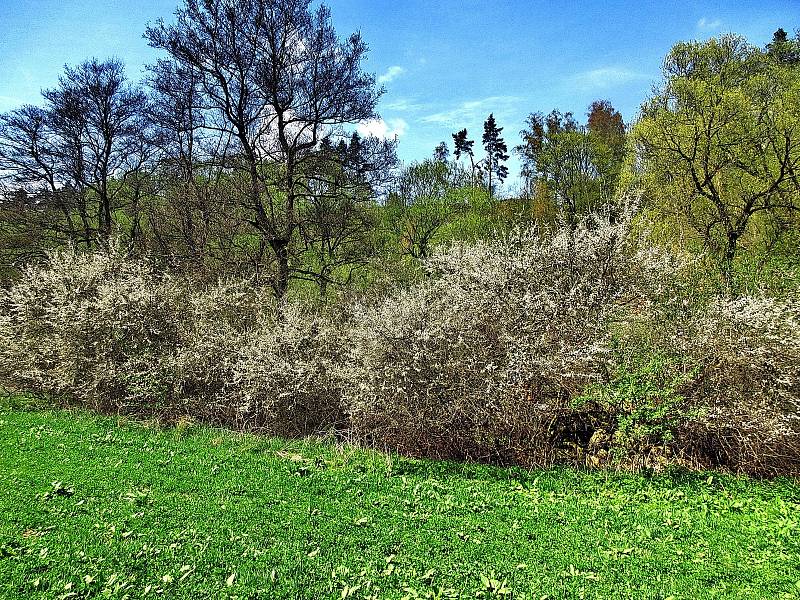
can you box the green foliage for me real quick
[481,113,509,196]
[632,34,800,290]
[384,159,473,259]
[577,356,697,457]
[434,186,498,244]
[516,107,624,225]
[1,404,799,599]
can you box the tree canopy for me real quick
[145,0,388,296]
[633,34,800,289]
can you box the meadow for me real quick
[2,3,800,598]
[2,397,799,600]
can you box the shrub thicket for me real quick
[1,217,798,475]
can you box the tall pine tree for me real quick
[451,128,476,184]
[482,114,509,197]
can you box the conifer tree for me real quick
[433,141,449,162]
[451,128,476,184]
[481,113,509,197]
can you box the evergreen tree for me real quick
[451,128,476,183]
[481,113,509,197]
[766,28,800,65]
[433,141,449,162]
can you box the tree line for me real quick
[1,0,798,296]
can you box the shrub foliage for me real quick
[1,217,798,475]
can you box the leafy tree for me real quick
[146,0,384,297]
[386,159,468,259]
[517,110,578,192]
[481,113,509,197]
[633,34,800,290]
[299,131,397,295]
[516,108,618,226]
[587,100,626,168]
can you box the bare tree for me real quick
[146,58,247,276]
[0,58,151,267]
[146,0,384,297]
[0,106,86,252]
[43,58,151,245]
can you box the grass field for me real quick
[1,398,799,599]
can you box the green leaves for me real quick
[41,480,75,501]
[633,34,800,289]
[477,571,512,597]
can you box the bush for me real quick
[231,302,347,436]
[0,246,183,411]
[678,295,800,475]
[574,355,698,468]
[610,286,800,475]
[343,216,646,465]
[0,245,346,434]
[168,278,262,420]
[0,218,798,475]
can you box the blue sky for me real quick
[1,0,798,190]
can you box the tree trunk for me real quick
[722,231,739,295]
[272,238,290,298]
[487,156,493,199]
[99,190,112,245]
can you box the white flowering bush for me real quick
[231,302,347,436]
[168,278,263,420]
[0,246,183,410]
[0,217,798,475]
[677,294,800,474]
[342,216,647,464]
[0,246,347,434]
[599,283,800,475]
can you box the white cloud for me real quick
[381,98,426,112]
[697,17,722,31]
[378,66,406,85]
[421,95,522,126]
[357,117,408,140]
[568,67,648,91]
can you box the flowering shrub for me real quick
[678,294,800,475]
[0,245,346,434]
[0,219,798,475]
[168,278,261,420]
[0,247,183,410]
[343,217,646,464]
[230,302,347,436]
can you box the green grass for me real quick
[1,400,799,599]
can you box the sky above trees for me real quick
[1,0,798,190]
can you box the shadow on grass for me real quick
[386,452,800,498]
[3,394,799,498]
[0,391,57,412]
